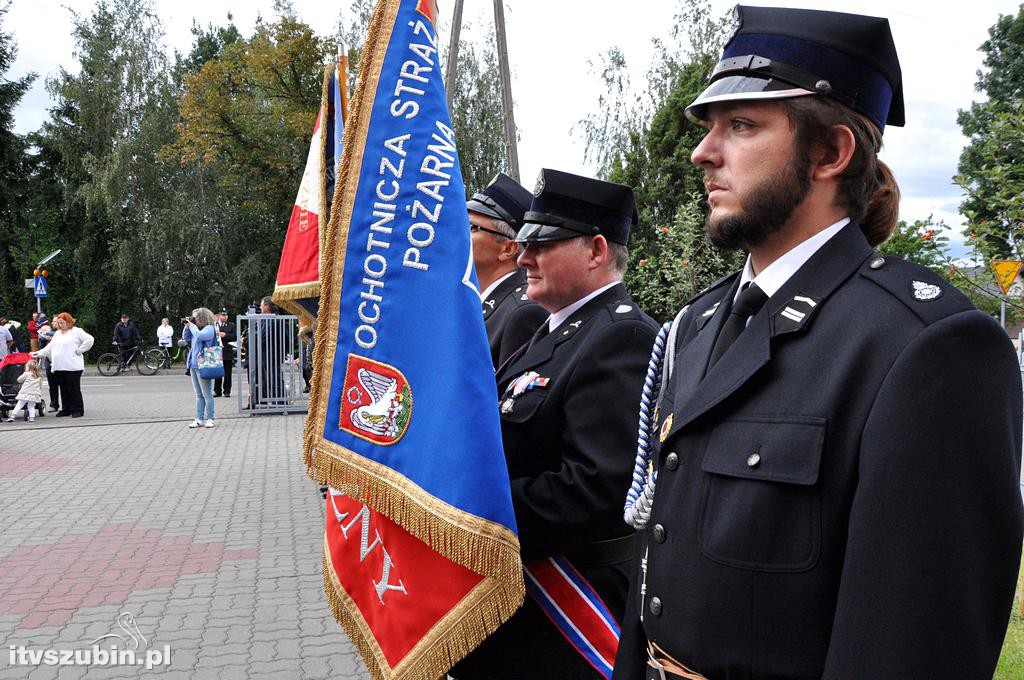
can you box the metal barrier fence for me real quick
[235,313,310,415]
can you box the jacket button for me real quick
[649,597,663,616]
[664,452,679,470]
[747,453,761,468]
[653,524,667,543]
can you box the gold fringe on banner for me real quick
[324,539,524,680]
[312,440,524,582]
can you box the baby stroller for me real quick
[0,352,45,421]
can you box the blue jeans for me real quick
[190,370,215,421]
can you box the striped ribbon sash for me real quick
[524,555,621,679]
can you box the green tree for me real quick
[0,0,38,316]
[579,0,739,316]
[955,5,1024,259]
[447,24,509,195]
[624,194,743,323]
[37,0,172,337]
[171,10,331,314]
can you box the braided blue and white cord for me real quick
[624,305,689,529]
[624,321,671,529]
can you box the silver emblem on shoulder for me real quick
[521,294,529,301]
[615,305,632,313]
[912,280,942,301]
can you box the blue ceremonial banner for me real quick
[304,1,524,677]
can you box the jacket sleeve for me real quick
[17,373,27,384]
[193,325,216,343]
[509,319,656,556]
[822,310,1024,677]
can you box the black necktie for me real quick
[707,282,768,370]
[526,320,551,352]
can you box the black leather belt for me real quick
[564,533,635,568]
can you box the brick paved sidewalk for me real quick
[0,374,368,679]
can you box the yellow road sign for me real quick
[991,260,1024,294]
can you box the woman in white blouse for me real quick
[32,312,94,418]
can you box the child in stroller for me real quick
[0,353,45,421]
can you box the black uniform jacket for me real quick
[217,321,236,360]
[453,283,659,680]
[613,223,1024,679]
[483,269,548,370]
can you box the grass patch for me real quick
[996,555,1024,678]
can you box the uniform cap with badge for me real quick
[466,172,533,229]
[515,168,638,245]
[685,5,904,132]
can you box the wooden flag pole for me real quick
[444,0,465,108]
[492,0,520,181]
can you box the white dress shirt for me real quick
[736,217,851,302]
[548,280,621,332]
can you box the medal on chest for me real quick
[500,371,550,414]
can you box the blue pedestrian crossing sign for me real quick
[34,276,47,298]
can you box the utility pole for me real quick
[444,0,465,108]
[492,0,520,181]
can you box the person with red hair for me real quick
[32,312,93,418]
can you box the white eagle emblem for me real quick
[912,280,942,301]
[351,368,405,438]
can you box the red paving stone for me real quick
[0,451,86,478]
[0,523,257,629]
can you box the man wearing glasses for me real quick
[453,169,658,679]
[468,173,547,369]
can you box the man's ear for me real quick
[588,235,609,270]
[497,237,520,263]
[814,124,856,181]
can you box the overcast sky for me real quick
[7,0,1022,255]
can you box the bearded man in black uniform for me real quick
[614,7,1024,680]
[468,173,547,370]
[452,170,659,679]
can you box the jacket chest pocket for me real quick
[698,416,825,573]
[498,389,548,424]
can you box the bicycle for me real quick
[96,345,162,376]
[151,344,185,370]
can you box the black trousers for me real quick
[214,352,233,395]
[45,363,59,409]
[52,370,84,416]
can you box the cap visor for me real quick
[515,223,585,244]
[685,75,815,122]
[467,198,502,221]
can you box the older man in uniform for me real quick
[614,7,1024,679]
[452,170,659,679]
[468,173,547,369]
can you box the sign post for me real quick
[32,249,61,314]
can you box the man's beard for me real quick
[705,152,812,251]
